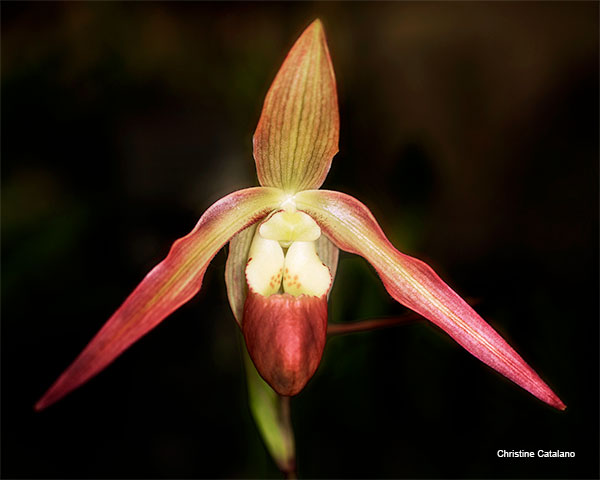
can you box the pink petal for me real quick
[36,187,284,410]
[296,189,566,410]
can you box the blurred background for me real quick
[2,2,598,478]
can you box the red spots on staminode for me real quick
[282,271,302,290]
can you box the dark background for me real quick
[2,2,598,478]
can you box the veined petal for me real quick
[225,224,257,325]
[253,19,339,193]
[36,187,285,410]
[315,234,339,299]
[296,190,566,410]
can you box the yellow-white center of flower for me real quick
[245,211,331,297]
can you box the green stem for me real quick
[243,340,297,477]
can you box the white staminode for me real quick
[246,211,331,297]
[259,211,321,247]
[279,194,297,213]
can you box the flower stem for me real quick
[327,298,480,336]
[327,312,423,335]
[242,339,297,477]
[278,395,297,478]
[284,468,298,479]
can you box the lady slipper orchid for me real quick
[36,18,565,419]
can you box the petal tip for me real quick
[34,383,63,412]
[553,397,567,411]
[34,396,50,412]
[309,18,324,32]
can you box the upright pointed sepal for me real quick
[296,189,566,410]
[243,291,328,396]
[253,19,339,193]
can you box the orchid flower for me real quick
[36,18,565,462]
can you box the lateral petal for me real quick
[296,189,566,410]
[36,187,285,410]
[315,234,339,299]
[225,224,257,325]
[253,19,339,193]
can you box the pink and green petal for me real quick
[295,190,566,410]
[225,224,258,325]
[36,187,285,411]
[315,234,339,298]
[253,19,339,193]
